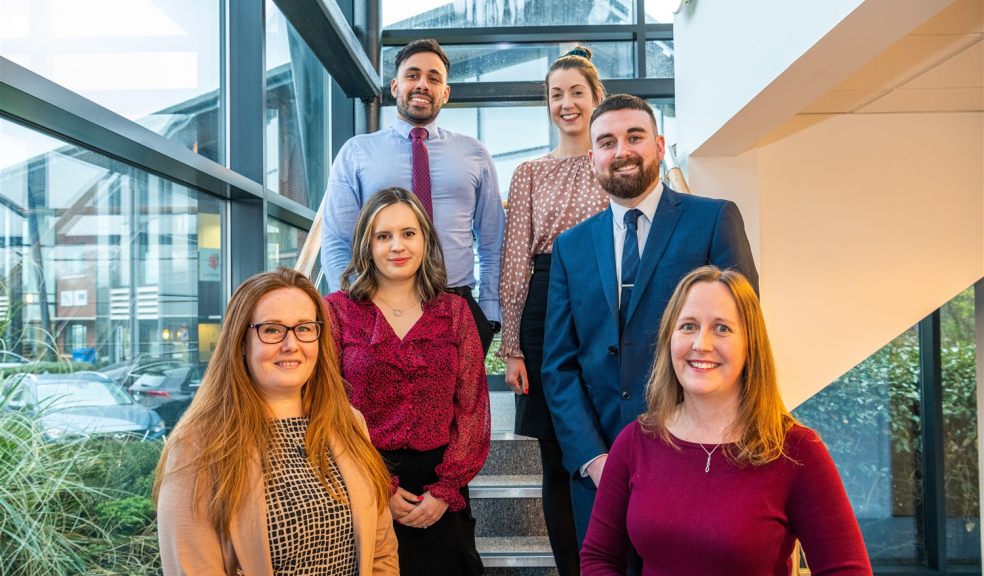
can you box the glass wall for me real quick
[0,0,224,163]
[794,327,925,564]
[382,0,637,28]
[0,116,225,419]
[265,0,331,210]
[942,286,981,564]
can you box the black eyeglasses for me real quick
[248,321,323,344]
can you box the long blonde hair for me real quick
[639,266,797,466]
[153,268,391,535]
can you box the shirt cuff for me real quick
[478,299,501,323]
[579,454,608,477]
[424,481,466,512]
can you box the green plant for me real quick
[485,335,506,375]
[0,383,109,576]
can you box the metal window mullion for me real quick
[381,25,637,45]
[918,310,947,571]
[635,0,647,78]
[227,0,267,283]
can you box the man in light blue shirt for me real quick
[321,39,503,354]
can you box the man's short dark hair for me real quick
[394,39,451,76]
[589,93,659,133]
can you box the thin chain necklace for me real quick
[373,293,421,318]
[697,442,721,473]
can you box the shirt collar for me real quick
[611,181,663,231]
[393,117,439,140]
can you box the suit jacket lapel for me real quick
[625,187,683,324]
[591,208,619,324]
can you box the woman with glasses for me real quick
[155,268,398,575]
[325,187,490,576]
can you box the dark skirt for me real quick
[379,446,483,576]
[515,253,555,439]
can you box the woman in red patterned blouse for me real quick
[325,187,490,576]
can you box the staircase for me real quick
[474,390,560,575]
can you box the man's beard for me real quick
[597,157,661,200]
[397,91,442,124]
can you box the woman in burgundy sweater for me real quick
[325,187,490,576]
[581,266,872,575]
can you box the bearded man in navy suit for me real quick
[542,94,759,547]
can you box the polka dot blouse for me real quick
[498,153,609,359]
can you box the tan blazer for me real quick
[157,409,399,575]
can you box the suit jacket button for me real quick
[621,391,631,400]
[608,345,618,355]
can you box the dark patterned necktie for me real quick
[619,209,642,333]
[409,127,433,219]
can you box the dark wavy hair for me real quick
[341,188,447,302]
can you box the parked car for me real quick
[99,353,191,389]
[2,371,166,441]
[126,362,199,430]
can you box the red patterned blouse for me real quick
[324,291,491,511]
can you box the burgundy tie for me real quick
[409,127,434,219]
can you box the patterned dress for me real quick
[265,417,357,576]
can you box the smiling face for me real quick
[245,287,319,404]
[391,51,450,126]
[370,202,425,285]
[589,108,665,203]
[547,67,597,139]
[670,281,747,402]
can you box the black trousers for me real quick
[447,286,494,356]
[517,254,580,576]
[379,446,483,576]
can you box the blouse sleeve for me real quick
[497,161,536,359]
[580,423,637,575]
[788,429,873,575]
[426,297,492,510]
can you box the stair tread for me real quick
[472,474,541,487]
[477,536,553,555]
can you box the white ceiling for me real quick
[802,0,983,114]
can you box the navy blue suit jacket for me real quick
[541,186,758,541]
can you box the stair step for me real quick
[481,432,542,476]
[471,474,542,498]
[477,536,557,568]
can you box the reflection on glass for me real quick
[382,104,550,197]
[382,42,635,82]
[941,286,980,564]
[794,327,924,564]
[0,0,224,162]
[383,0,634,28]
[0,118,225,428]
[646,40,674,78]
[265,0,331,211]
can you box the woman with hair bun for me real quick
[498,46,609,574]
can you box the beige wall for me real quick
[690,111,984,408]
